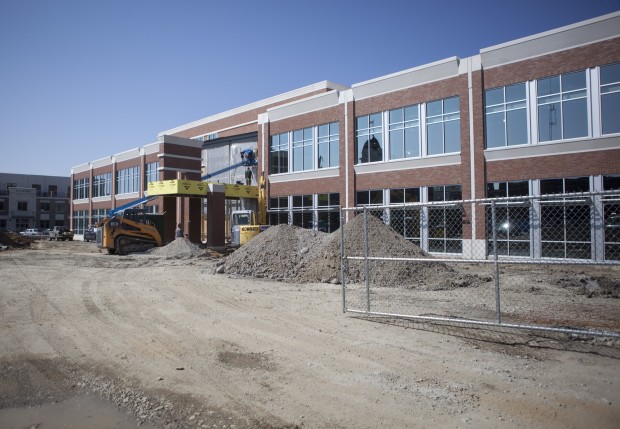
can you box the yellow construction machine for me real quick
[96,208,163,255]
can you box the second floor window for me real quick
[426,96,460,155]
[318,122,339,168]
[116,166,140,194]
[485,83,528,148]
[92,173,112,198]
[389,105,420,159]
[73,178,89,200]
[145,162,160,187]
[356,113,383,164]
[270,133,289,175]
[292,128,313,172]
[537,70,588,142]
[601,62,620,135]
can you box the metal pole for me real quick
[491,200,501,324]
[340,209,346,313]
[364,207,370,314]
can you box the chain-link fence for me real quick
[341,191,620,338]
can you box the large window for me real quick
[428,185,462,253]
[73,210,89,235]
[92,173,111,198]
[292,194,313,229]
[426,96,460,155]
[73,178,89,200]
[537,70,588,142]
[91,209,108,227]
[292,128,313,172]
[485,83,528,148]
[316,193,340,233]
[540,177,591,259]
[270,133,289,174]
[356,113,383,164]
[269,196,289,226]
[389,105,420,159]
[145,162,160,187]
[389,187,421,246]
[318,122,339,168]
[116,166,140,194]
[486,181,530,256]
[600,62,620,135]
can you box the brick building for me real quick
[71,12,620,259]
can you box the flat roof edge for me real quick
[158,80,349,136]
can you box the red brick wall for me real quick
[486,149,620,182]
[483,37,620,88]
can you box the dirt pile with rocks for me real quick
[148,238,208,259]
[0,231,34,248]
[218,214,465,288]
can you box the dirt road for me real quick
[1,241,619,428]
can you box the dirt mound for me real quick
[219,214,458,287]
[221,224,330,281]
[0,231,33,248]
[149,238,207,259]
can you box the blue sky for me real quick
[1,0,619,177]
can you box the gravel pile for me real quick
[218,214,459,287]
[149,238,207,259]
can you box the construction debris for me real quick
[0,231,34,249]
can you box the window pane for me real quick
[405,188,420,202]
[506,109,528,146]
[562,99,588,139]
[303,145,312,170]
[565,177,589,193]
[356,191,369,205]
[485,112,506,148]
[404,127,419,157]
[487,182,507,198]
[356,116,368,129]
[427,123,443,155]
[538,103,561,142]
[404,106,418,121]
[369,113,382,127]
[444,96,460,113]
[318,143,328,169]
[318,124,328,138]
[604,175,620,190]
[390,130,404,159]
[428,186,444,202]
[538,76,560,96]
[389,108,403,123]
[369,190,383,205]
[293,147,303,171]
[602,92,620,135]
[601,62,620,85]
[390,188,404,204]
[506,83,526,102]
[427,100,442,116]
[541,179,563,194]
[331,122,339,135]
[562,70,586,92]
[444,120,460,153]
[507,181,529,196]
[485,88,504,106]
[330,140,339,167]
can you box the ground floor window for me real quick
[73,210,89,235]
[91,209,108,227]
[540,177,591,259]
[388,187,421,247]
[269,196,289,226]
[486,181,530,257]
[427,185,462,253]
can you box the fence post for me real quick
[491,200,502,324]
[340,209,346,313]
[364,207,370,314]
